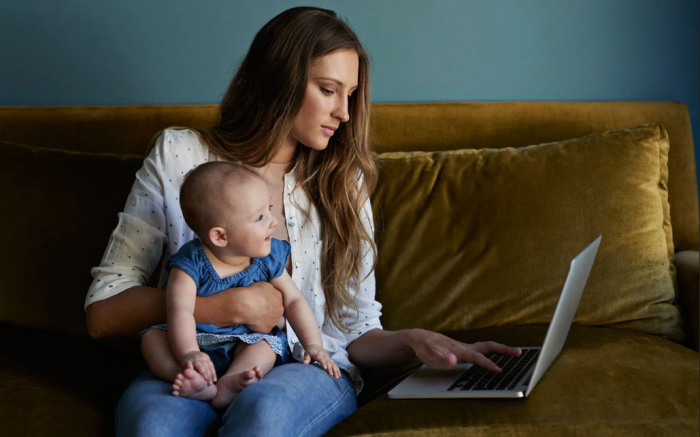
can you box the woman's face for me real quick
[278,49,359,162]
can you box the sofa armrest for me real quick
[674,250,699,350]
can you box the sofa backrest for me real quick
[1,102,696,251]
[0,102,697,339]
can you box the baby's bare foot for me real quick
[211,366,263,409]
[172,368,217,401]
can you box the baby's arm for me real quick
[270,270,341,379]
[166,267,216,384]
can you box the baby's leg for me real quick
[210,340,277,410]
[141,329,182,381]
[141,329,216,401]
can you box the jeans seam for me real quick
[297,378,355,437]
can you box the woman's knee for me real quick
[116,371,218,437]
[219,364,357,436]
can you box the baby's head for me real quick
[180,161,277,258]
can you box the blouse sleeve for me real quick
[84,131,170,308]
[341,184,384,345]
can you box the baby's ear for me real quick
[208,227,228,247]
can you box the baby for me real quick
[141,161,340,410]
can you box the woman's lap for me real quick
[116,370,219,437]
[221,363,357,437]
[116,363,356,437]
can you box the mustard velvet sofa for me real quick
[0,102,698,436]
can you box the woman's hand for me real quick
[178,351,217,385]
[405,329,521,373]
[304,344,342,379]
[194,281,284,332]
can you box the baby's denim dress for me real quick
[149,237,292,374]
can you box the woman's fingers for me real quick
[471,341,522,358]
[457,349,501,373]
[411,330,522,373]
[455,342,522,373]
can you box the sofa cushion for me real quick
[372,125,683,341]
[330,326,699,437]
[0,141,143,337]
[0,325,145,436]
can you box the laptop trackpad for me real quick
[391,363,472,396]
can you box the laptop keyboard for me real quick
[447,348,540,391]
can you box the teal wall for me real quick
[1,0,698,181]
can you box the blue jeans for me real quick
[115,363,357,437]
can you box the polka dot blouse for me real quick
[85,128,383,393]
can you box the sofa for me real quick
[0,101,697,436]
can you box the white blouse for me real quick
[85,128,383,393]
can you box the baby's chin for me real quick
[254,240,272,258]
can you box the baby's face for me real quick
[224,178,277,258]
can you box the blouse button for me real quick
[295,261,301,267]
[287,184,293,190]
[288,222,295,228]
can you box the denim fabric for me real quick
[116,363,356,437]
[200,326,292,376]
[163,237,291,336]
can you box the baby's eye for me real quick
[321,87,334,95]
[256,214,264,222]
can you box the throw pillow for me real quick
[372,125,682,342]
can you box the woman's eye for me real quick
[321,87,334,95]
[269,205,273,211]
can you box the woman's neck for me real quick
[273,137,298,164]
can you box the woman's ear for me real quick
[208,227,228,247]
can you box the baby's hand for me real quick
[304,344,341,379]
[179,351,217,385]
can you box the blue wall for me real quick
[1,0,698,180]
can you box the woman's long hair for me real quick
[192,7,377,331]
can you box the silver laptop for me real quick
[388,235,601,399]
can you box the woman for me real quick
[85,7,520,436]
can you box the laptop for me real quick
[388,235,601,399]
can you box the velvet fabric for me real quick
[372,125,683,341]
[675,251,700,348]
[0,102,697,436]
[0,102,696,251]
[330,326,699,437]
[0,141,144,336]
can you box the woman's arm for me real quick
[348,328,521,373]
[86,281,284,339]
[346,328,416,367]
[86,285,165,339]
[85,130,285,339]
